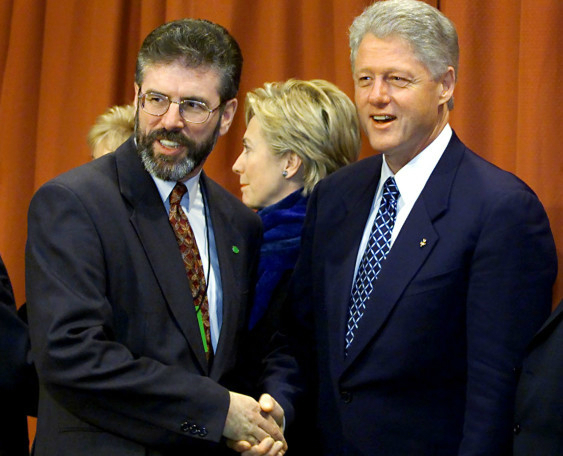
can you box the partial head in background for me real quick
[88,104,135,159]
[134,19,243,182]
[232,79,361,210]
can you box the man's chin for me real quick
[160,162,196,181]
[153,150,186,164]
[140,151,197,181]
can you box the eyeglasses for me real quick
[138,92,222,124]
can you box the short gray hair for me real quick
[349,0,458,109]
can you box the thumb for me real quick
[258,393,275,413]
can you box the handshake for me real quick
[223,392,287,456]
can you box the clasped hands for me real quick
[224,391,287,456]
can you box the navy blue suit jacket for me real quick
[513,299,563,455]
[273,132,557,455]
[26,138,262,455]
[0,255,36,456]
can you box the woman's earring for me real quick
[282,170,288,178]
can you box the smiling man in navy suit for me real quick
[265,1,558,455]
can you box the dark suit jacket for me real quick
[25,138,262,455]
[513,299,563,455]
[1,255,37,456]
[269,132,557,455]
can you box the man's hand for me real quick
[231,436,285,456]
[223,392,286,448]
[225,393,286,455]
[257,394,284,430]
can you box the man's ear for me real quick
[134,83,140,115]
[439,66,456,107]
[219,98,238,136]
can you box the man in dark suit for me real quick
[513,299,563,455]
[0,254,37,456]
[264,1,558,454]
[26,19,288,456]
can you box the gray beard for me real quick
[135,115,221,182]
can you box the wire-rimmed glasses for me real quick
[138,92,222,124]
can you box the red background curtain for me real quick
[0,0,561,442]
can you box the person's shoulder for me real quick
[452,136,535,197]
[202,174,249,209]
[202,175,261,225]
[328,154,381,181]
[531,300,563,346]
[446,138,550,237]
[49,137,135,190]
[0,255,15,309]
[31,153,119,211]
[316,154,382,193]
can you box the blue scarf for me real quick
[248,190,308,329]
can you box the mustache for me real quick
[146,128,195,148]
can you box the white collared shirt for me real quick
[151,173,223,351]
[353,124,453,279]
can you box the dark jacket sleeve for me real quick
[0,255,38,456]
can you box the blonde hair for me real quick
[88,104,135,159]
[245,79,360,194]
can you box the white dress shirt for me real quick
[352,124,453,281]
[152,173,223,352]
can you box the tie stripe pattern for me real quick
[346,177,400,351]
[169,182,212,359]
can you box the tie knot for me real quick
[170,182,188,206]
[383,177,400,202]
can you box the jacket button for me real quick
[180,421,190,432]
[513,423,521,435]
[340,391,352,403]
[198,427,208,437]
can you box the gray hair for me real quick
[349,0,458,109]
[136,19,242,102]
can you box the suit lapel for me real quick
[343,202,439,367]
[342,134,465,371]
[115,140,210,373]
[527,300,563,350]
[322,156,383,375]
[199,175,247,379]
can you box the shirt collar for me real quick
[383,124,452,207]
[151,171,202,211]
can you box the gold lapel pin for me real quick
[419,238,427,248]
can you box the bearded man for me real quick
[25,19,291,456]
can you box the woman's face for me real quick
[232,117,288,209]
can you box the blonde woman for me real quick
[232,77,360,397]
